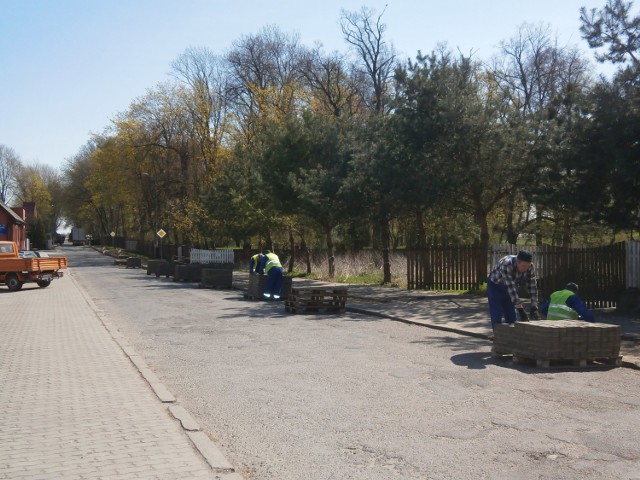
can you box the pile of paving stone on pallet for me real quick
[284,287,348,314]
[199,264,234,289]
[245,274,293,300]
[146,259,175,278]
[125,257,142,268]
[174,264,204,283]
[493,320,621,368]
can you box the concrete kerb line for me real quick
[68,270,244,478]
[346,306,492,340]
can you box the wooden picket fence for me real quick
[407,246,486,292]
[627,240,640,289]
[531,243,626,308]
[408,241,634,308]
[189,248,234,265]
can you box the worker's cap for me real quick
[262,249,271,255]
[566,282,579,293]
[516,250,533,263]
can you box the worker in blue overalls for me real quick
[256,249,284,300]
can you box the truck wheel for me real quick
[37,280,52,288]
[6,274,24,291]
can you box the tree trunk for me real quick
[380,219,391,284]
[415,209,427,249]
[476,208,490,283]
[325,226,335,279]
[287,224,295,273]
[300,237,312,274]
[265,230,273,252]
[505,194,518,245]
[562,211,572,248]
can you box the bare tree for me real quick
[171,47,233,179]
[491,23,588,117]
[340,6,397,282]
[340,6,396,116]
[226,25,305,140]
[0,144,20,204]
[299,46,366,117]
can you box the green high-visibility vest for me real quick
[250,254,261,272]
[264,252,282,274]
[547,289,579,320]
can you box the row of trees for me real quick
[1,1,638,279]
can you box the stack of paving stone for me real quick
[284,287,348,314]
[493,320,621,366]
[146,259,174,278]
[125,257,142,268]
[492,323,518,355]
[174,263,203,282]
[246,274,292,300]
[199,264,234,289]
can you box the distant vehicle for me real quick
[69,227,86,246]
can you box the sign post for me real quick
[157,229,166,259]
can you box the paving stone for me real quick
[0,273,216,480]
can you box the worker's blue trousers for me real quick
[487,279,517,330]
[266,267,284,297]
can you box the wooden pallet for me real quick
[512,354,622,369]
[284,304,344,314]
[492,349,621,369]
[285,287,348,314]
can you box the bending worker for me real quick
[256,249,284,300]
[540,282,595,322]
[487,250,539,330]
[249,252,263,274]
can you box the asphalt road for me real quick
[64,245,640,480]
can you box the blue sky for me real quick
[0,0,617,170]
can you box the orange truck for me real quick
[0,241,68,291]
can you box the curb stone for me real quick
[169,404,201,431]
[69,270,244,479]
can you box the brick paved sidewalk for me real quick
[0,273,238,480]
